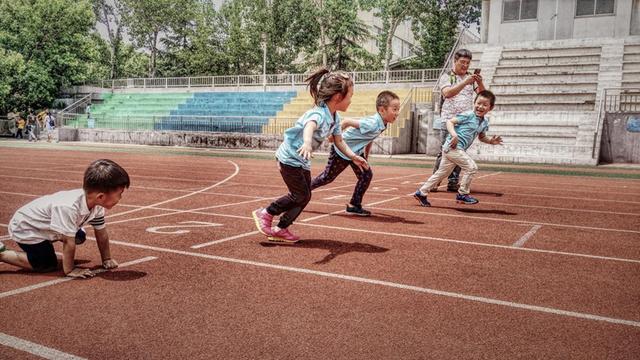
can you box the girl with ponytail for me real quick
[252,68,369,243]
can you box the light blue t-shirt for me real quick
[276,104,342,170]
[334,113,386,160]
[442,111,489,151]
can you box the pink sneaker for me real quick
[252,208,273,236]
[268,227,301,244]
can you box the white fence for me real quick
[93,69,441,90]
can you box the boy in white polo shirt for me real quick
[310,90,400,216]
[0,159,130,278]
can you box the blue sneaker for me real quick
[456,194,479,205]
[413,191,431,207]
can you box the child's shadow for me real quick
[333,213,423,225]
[260,239,389,265]
[434,206,517,216]
[95,270,147,281]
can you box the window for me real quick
[502,0,538,22]
[576,0,615,16]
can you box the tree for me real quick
[320,0,375,70]
[119,0,198,77]
[410,0,480,69]
[92,0,126,79]
[0,0,98,111]
[361,0,420,71]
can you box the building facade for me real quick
[481,0,640,44]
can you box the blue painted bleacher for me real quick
[155,91,296,133]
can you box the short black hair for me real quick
[376,90,400,109]
[83,159,130,193]
[454,48,472,61]
[475,90,496,107]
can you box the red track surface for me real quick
[1,144,639,359]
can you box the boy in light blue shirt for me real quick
[415,90,502,206]
[311,91,400,216]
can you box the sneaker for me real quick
[345,204,371,217]
[413,190,431,207]
[447,183,459,192]
[456,194,479,205]
[268,227,300,244]
[252,208,273,236]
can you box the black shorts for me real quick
[18,241,58,272]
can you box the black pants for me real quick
[311,147,373,207]
[433,129,460,186]
[266,162,312,229]
[16,129,23,139]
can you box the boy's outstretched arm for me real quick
[340,117,360,131]
[95,227,118,269]
[478,132,503,145]
[62,236,94,278]
[334,135,369,171]
[446,117,460,149]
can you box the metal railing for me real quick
[90,69,441,90]
[593,87,640,157]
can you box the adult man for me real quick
[432,48,485,192]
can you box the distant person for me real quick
[44,112,55,142]
[86,103,91,119]
[15,116,25,139]
[0,159,130,278]
[27,110,38,142]
[433,48,485,192]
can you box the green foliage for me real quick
[0,0,97,112]
[409,0,481,68]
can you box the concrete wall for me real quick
[485,0,635,44]
[600,113,640,163]
[58,128,403,156]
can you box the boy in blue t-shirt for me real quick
[414,90,502,206]
[310,91,400,216]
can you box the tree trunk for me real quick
[384,16,403,71]
[150,31,159,78]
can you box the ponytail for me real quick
[305,67,353,106]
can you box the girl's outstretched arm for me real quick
[334,135,369,171]
[297,120,317,160]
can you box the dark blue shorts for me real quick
[18,241,58,272]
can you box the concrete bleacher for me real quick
[450,39,634,165]
[79,91,296,133]
[156,91,296,133]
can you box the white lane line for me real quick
[323,195,347,200]
[0,234,11,240]
[191,231,260,249]
[108,197,268,226]
[0,332,87,360]
[302,196,401,223]
[108,239,640,328]
[0,256,157,299]
[513,225,542,248]
[107,160,240,219]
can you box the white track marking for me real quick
[0,257,157,299]
[191,231,260,249]
[0,332,87,360]
[513,225,543,247]
[146,221,223,234]
[107,239,640,328]
[323,195,348,200]
[107,160,239,218]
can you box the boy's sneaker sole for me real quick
[267,236,300,244]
